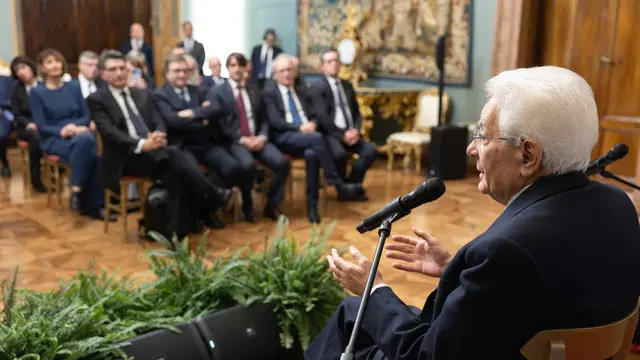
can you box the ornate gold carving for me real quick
[335,2,367,87]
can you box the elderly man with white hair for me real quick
[305,66,640,360]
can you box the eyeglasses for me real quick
[472,128,522,146]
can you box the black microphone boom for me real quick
[356,178,446,233]
[585,144,629,176]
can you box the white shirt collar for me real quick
[109,85,130,97]
[507,183,533,207]
[227,78,239,90]
[277,82,293,95]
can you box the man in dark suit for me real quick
[305,66,640,360]
[88,50,235,236]
[208,53,290,221]
[152,53,229,228]
[250,28,283,89]
[176,21,205,76]
[263,54,362,223]
[200,57,227,93]
[71,51,106,99]
[120,23,155,78]
[310,49,375,199]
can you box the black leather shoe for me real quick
[263,205,283,220]
[88,207,117,221]
[308,206,321,224]
[211,188,238,212]
[203,212,225,229]
[32,183,47,193]
[69,192,85,213]
[336,183,363,201]
[243,209,257,223]
[1,166,11,178]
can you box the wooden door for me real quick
[20,0,153,76]
[594,0,640,176]
[150,0,183,85]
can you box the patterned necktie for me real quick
[121,91,149,138]
[236,85,251,137]
[287,90,302,125]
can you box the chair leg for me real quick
[286,173,293,201]
[54,166,63,209]
[22,150,30,190]
[120,183,128,241]
[45,163,52,207]
[415,146,423,173]
[104,190,111,234]
[387,146,395,170]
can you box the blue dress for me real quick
[29,82,102,207]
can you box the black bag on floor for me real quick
[139,181,170,239]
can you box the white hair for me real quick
[272,53,294,76]
[485,66,599,175]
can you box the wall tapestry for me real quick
[297,0,473,86]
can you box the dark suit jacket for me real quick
[86,87,164,191]
[120,40,155,78]
[207,81,268,144]
[9,81,32,130]
[177,39,205,74]
[69,77,107,98]
[262,81,316,135]
[358,172,640,360]
[250,44,283,83]
[152,84,218,147]
[309,76,361,141]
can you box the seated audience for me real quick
[250,28,282,89]
[262,53,362,223]
[0,65,12,177]
[9,56,46,191]
[201,56,226,92]
[208,53,290,221]
[126,50,154,89]
[306,66,640,360]
[120,22,154,77]
[29,49,112,220]
[310,49,375,200]
[152,54,226,228]
[87,50,235,235]
[72,51,105,99]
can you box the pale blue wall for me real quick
[243,0,496,125]
[0,0,16,62]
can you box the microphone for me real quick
[356,178,446,233]
[585,144,629,176]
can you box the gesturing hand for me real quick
[385,227,452,278]
[327,246,383,296]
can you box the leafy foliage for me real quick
[0,217,345,359]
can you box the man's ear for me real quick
[520,140,543,176]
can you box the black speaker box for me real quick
[194,303,290,360]
[427,125,469,179]
[120,322,212,360]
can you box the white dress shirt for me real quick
[260,43,274,78]
[183,37,194,53]
[277,83,308,124]
[108,85,146,154]
[131,38,143,51]
[78,74,97,99]
[228,79,255,136]
[326,75,352,129]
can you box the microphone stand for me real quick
[341,214,399,360]
[600,170,640,191]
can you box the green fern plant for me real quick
[229,216,347,350]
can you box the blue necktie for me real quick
[287,90,302,125]
[335,79,351,128]
[177,89,190,108]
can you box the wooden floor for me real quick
[1,150,639,358]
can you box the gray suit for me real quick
[177,39,205,75]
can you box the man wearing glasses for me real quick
[306,66,640,360]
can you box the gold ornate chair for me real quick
[385,88,449,172]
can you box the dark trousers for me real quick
[275,131,342,203]
[16,127,43,186]
[46,133,103,208]
[228,142,290,208]
[305,297,421,360]
[0,116,11,166]
[325,136,377,183]
[184,143,255,213]
[122,146,220,235]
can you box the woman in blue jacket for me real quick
[30,49,114,221]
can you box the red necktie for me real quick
[236,86,251,137]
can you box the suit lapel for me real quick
[163,84,185,109]
[223,82,239,117]
[103,89,127,126]
[187,86,199,106]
